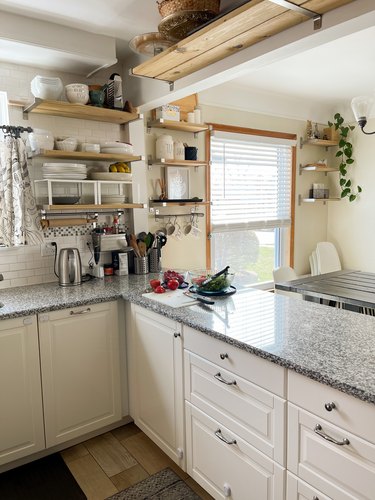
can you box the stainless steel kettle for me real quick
[58,248,82,287]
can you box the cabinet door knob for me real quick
[174,332,181,338]
[314,424,350,446]
[220,353,229,360]
[324,401,336,412]
[223,483,231,497]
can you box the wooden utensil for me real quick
[138,241,147,257]
[129,234,141,257]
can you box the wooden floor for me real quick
[61,422,213,500]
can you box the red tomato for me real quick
[154,285,166,294]
[167,279,179,291]
[150,279,161,289]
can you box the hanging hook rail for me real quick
[153,212,204,220]
[1,125,33,138]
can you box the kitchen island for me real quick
[0,274,374,405]
[1,275,375,498]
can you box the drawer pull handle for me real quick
[220,353,229,360]
[70,307,91,315]
[214,372,236,386]
[313,496,319,500]
[174,332,181,338]
[215,429,237,445]
[324,401,336,412]
[314,424,350,446]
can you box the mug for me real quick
[185,146,198,160]
[89,90,105,107]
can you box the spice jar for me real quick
[103,264,114,276]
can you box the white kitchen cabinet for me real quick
[186,403,285,500]
[0,316,45,465]
[287,472,331,500]
[184,326,286,499]
[127,305,185,468]
[38,301,122,447]
[288,372,375,499]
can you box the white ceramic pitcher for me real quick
[156,134,174,160]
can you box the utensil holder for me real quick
[149,248,161,273]
[134,256,149,275]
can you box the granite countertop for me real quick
[1,274,375,405]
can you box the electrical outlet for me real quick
[41,242,56,257]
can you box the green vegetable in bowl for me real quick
[200,274,230,291]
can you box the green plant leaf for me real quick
[341,188,350,197]
[346,158,354,164]
[345,179,352,187]
[339,139,346,147]
[349,125,355,131]
[328,121,333,127]
[349,194,356,202]
[336,151,343,157]
[339,165,347,175]
[334,113,341,120]
[344,148,352,158]
[358,186,362,193]
[339,178,346,186]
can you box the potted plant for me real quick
[328,113,362,202]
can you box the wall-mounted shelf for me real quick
[150,200,209,207]
[299,163,339,175]
[32,149,143,163]
[130,0,349,83]
[40,203,146,211]
[300,137,338,149]
[147,119,209,133]
[298,195,341,206]
[148,159,207,168]
[23,98,142,124]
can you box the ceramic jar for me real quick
[173,140,185,160]
[156,134,174,160]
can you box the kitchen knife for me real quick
[183,291,215,305]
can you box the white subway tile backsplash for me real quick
[9,262,26,271]
[11,278,29,287]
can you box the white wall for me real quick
[327,117,375,271]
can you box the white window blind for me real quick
[210,130,293,233]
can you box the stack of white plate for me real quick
[101,142,134,155]
[101,195,128,204]
[42,163,87,180]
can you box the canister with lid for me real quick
[156,134,174,160]
[173,140,185,160]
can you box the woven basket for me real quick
[157,0,220,18]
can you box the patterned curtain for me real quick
[0,135,43,246]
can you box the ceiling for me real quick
[0,0,373,114]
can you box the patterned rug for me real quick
[106,467,201,500]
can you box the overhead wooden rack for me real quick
[131,0,353,84]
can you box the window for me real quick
[209,125,296,288]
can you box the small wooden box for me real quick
[323,127,339,141]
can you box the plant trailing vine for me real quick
[328,113,362,202]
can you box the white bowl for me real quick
[31,75,63,100]
[55,138,78,151]
[65,84,89,104]
[29,130,54,151]
[81,143,100,153]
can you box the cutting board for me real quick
[142,288,197,308]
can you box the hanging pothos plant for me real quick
[328,113,362,202]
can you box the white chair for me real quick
[273,266,297,282]
[309,250,319,276]
[316,242,341,274]
[273,266,302,299]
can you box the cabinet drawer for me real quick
[185,351,286,465]
[288,403,375,499]
[38,300,116,321]
[186,402,285,500]
[184,326,285,397]
[288,371,375,444]
[287,472,331,500]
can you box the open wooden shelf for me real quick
[23,99,142,124]
[147,119,209,133]
[150,201,209,207]
[41,203,146,211]
[32,149,143,163]
[299,163,338,174]
[298,195,340,205]
[131,0,350,83]
[149,159,207,168]
[301,138,338,148]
